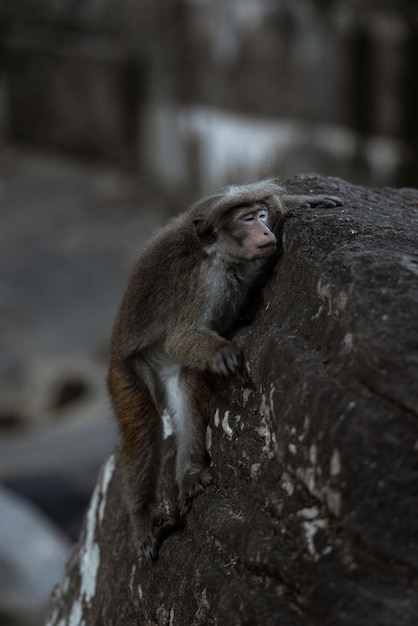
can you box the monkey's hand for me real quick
[136,524,159,561]
[304,194,343,208]
[210,344,243,377]
[280,193,342,212]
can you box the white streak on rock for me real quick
[330,449,341,476]
[281,477,294,496]
[251,463,261,479]
[99,454,115,522]
[342,333,353,352]
[206,425,212,452]
[309,444,317,465]
[288,443,297,455]
[297,506,319,520]
[222,411,233,438]
[68,599,84,626]
[326,489,342,517]
[257,384,277,459]
[242,388,251,407]
[81,454,115,607]
[80,493,100,604]
[302,518,327,560]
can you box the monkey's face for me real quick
[221,203,277,262]
[194,200,277,263]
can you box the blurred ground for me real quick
[0,142,168,535]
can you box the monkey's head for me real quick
[193,182,281,264]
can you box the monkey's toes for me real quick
[152,512,177,529]
[179,468,214,516]
[211,345,243,376]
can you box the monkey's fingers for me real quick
[211,345,243,377]
[179,494,194,517]
[307,195,343,208]
[138,528,159,561]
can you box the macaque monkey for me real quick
[108,180,341,559]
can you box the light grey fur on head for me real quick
[222,179,284,205]
[190,179,285,225]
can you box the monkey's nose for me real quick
[264,230,276,242]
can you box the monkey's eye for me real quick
[258,209,268,221]
[241,212,256,222]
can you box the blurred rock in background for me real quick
[1,0,417,194]
[0,0,417,624]
[0,147,166,625]
[0,484,70,626]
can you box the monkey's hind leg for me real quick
[109,367,172,560]
[170,369,214,517]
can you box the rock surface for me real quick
[46,175,418,625]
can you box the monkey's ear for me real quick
[194,218,217,244]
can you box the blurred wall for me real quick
[0,0,417,194]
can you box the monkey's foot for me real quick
[152,511,177,528]
[136,512,177,560]
[179,467,214,516]
[210,344,243,377]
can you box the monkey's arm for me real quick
[166,328,242,376]
[267,193,343,230]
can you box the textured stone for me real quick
[47,175,418,625]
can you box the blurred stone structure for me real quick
[0,0,417,193]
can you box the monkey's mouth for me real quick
[257,242,276,252]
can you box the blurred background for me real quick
[0,0,417,623]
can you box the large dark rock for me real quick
[46,175,418,625]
